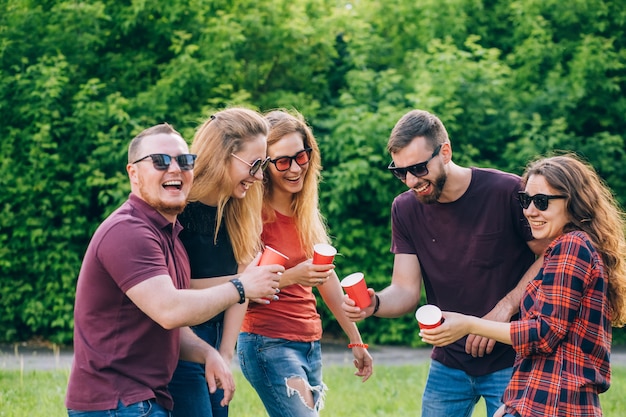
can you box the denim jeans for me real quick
[68,400,171,417]
[237,333,326,417]
[421,360,513,417]
[168,321,227,417]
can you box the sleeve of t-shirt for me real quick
[509,179,534,243]
[390,193,417,255]
[95,217,171,293]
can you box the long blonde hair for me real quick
[188,108,269,264]
[522,154,626,326]
[263,110,329,257]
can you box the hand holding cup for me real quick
[341,272,371,309]
[238,252,284,300]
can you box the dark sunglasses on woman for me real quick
[518,191,567,211]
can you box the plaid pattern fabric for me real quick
[504,231,611,417]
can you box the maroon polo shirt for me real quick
[66,194,190,411]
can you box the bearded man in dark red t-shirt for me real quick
[342,110,549,417]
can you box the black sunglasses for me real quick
[518,192,567,211]
[132,153,197,171]
[388,144,442,181]
[231,153,271,176]
[269,148,312,172]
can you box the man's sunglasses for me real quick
[518,192,567,211]
[231,153,271,176]
[132,153,197,171]
[269,148,312,172]
[388,144,442,181]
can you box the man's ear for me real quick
[127,163,138,184]
[440,142,452,163]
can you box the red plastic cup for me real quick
[258,246,289,266]
[313,243,337,265]
[341,272,371,309]
[415,305,443,329]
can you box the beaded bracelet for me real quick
[348,343,369,349]
[229,278,246,304]
[372,294,380,315]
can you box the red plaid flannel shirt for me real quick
[504,231,611,417]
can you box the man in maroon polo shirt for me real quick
[66,124,282,416]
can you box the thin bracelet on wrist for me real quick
[348,343,369,349]
[229,278,246,304]
[372,294,380,316]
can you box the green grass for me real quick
[1,365,625,416]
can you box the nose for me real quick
[404,172,420,188]
[167,158,182,172]
[524,202,539,216]
[287,159,302,173]
[253,167,264,181]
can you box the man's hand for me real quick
[238,253,283,300]
[465,304,511,357]
[340,289,376,322]
[203,347,235,406]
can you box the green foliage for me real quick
[1,0,625,346]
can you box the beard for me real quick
[151,200,187,216]
[414,171,447,205]
[138,181,187,217]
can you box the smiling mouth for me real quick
[414,182,430,194]
[163,180,182,190]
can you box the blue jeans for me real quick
[421,360,513,417]
[68,400,171,416]
[168,321,227,417]
[237,333,326,417]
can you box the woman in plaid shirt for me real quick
[421,154,626,417]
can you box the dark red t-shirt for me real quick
[66,194,190,411]
[391,167,535,376]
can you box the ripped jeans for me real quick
[237,333,326,417]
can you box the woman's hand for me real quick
[281,259,335,288]
[351,345,373,382]
[419,311,472,347]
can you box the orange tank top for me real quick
[241,210,322,341]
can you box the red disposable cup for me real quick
[415,304,443,329]
[258,246,289,266]
[340,272,371,309]
[312,243,337,265]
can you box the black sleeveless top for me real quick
[178,201,238,324]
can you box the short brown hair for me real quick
[128,123,182,163]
